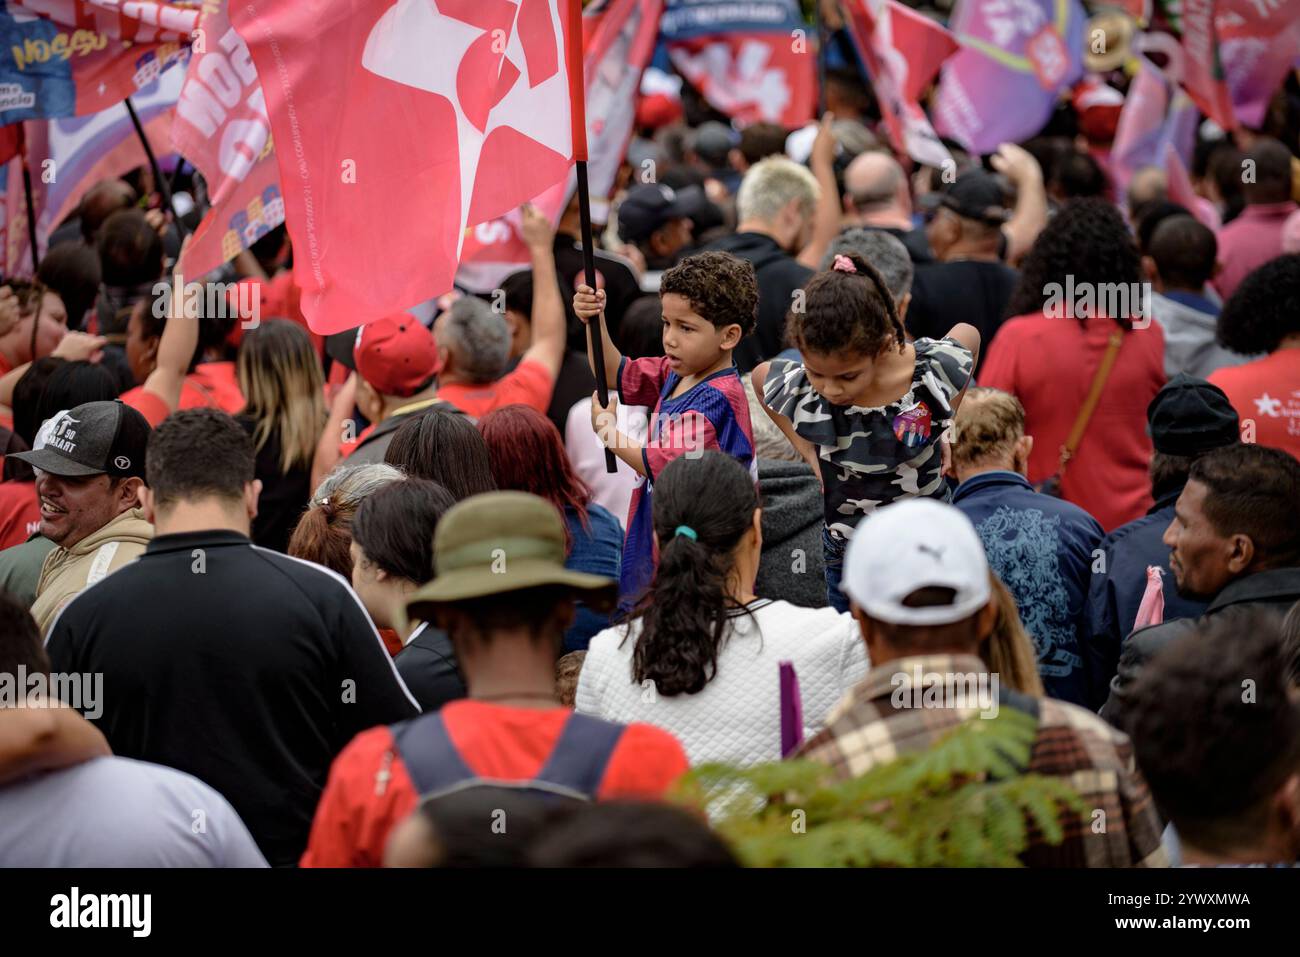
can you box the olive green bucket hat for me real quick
[406,491,618,613]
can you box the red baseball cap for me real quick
[353,314,440,397]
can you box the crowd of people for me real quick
[1,60,1300,870]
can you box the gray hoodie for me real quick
[1151,292,1255,379]
[755,459,827,608]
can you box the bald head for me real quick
[79,180,138,244]
[843,151,910,226]
[1127,166,1167,221]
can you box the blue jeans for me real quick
[821,526,850,613]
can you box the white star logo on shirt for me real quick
[1255,392,1283,417]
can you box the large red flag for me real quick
[172,1,283,279]
[230,0,586,334]
[841,0,958,169]
[1180,0,1236,131]
[457,0,663,293]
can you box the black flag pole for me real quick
[575,160,618,474]
[124,97,189,240]
[21,153,39,275]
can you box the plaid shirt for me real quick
[797,654,1168,867]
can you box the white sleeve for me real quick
[837,612,871,693]
[573,643,604,717]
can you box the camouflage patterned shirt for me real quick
[764,337,974,541]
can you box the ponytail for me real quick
[787,251,905,356]
[629,452,759,697]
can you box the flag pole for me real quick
[568,0,616,473]
[124,97,189,239]
[19,138,39,274]
[576,161,618,474]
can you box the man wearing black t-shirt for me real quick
[906,169,1018,374]
[46,409,419,867]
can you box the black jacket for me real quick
[1081,487,1208,711]
[46,530,420,867]
[394,623,466,712]
[1100,566,1300,730]
[701,232,813,373]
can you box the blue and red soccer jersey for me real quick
[616,356,756,609]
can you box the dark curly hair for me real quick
[786,251,905,356]
[1217,254,1300,355]
[659,251,758,335]
[1004,198,1141,327]
[1128,608,1300,854]
[627,451,758,697]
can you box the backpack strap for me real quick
[390,713,477,797]
[532,712,626,798]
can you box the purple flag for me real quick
[933,0,1086,154]
[779,661,803,758]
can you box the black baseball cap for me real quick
[10,400,150,479]
[939,169,1010,226]
[1147,373,1240,456]
[618,183,709,243]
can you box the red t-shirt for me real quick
[436,358,554,419]
[299,700,689,867]
[980,312,1167,532]
[1208,350,1300,460]
[119,362,246,427]
[0,480,40,550]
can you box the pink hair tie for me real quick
[832,254,857,274]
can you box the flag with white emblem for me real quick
[230,0,588,334]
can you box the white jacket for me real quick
[576,599,870,768]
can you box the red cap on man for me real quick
[353,315,440,397]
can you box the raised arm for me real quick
[797,113,842,270]
[943,322,981,415]
[573,284,624,392]
[992,143,1047,268]
[143,239,200,413]
[517,204,566,380]
[312,372,357,492]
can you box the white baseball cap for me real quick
[843,499,992,626]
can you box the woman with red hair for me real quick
[478,404,623,651]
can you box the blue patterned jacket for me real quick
[952,470,1104,706]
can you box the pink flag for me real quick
[1112,58,1220,231]
[457,0,663,293]
[1110,57,1169,195]
[1133,565,1166,630]
[172,0,283,279]
[779,661,803,758]
[1180,0,1236,132]
[842,0,958,168]
[231,0,587,335]
[1217,0,1300,129]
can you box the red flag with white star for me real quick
[230,0,586,334]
